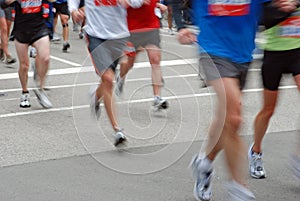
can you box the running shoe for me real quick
[190,154,213,201]
[248,143,266,179]
[115,74,125,97]
[290,154,300,180]
[29,47,37,58]
[51,33,61,42]
[89,86,101,120]
[79,31,84,39]
[153,96,168,111]
[113,129,127,146]
[20,93,31,108]
[33,89,53,109]
[5,55,16,64]
[0,49,4,61]
[227,180,255,201]
[62,42,70,52]
[168,28,174,35]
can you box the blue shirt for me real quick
[193,0,269,64]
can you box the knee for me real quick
[225,114,243,134]
[19,63,30,73]
[260,106,275,119]
[101,72,114,89]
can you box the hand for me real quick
[177,29,197,45]
[71,9,85,24]
[273,0,298,13]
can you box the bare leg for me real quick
[32,35,50,89]
[252,89,278,153]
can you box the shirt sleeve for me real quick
[68,0,81,13]
[127,0,144,8]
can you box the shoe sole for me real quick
[114,136,126,146]
[33,89,53,109]
[20,104,31,108]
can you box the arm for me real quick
[177,28,197,45]
[69,0,85,23]
[0,0,15,8]
[156,2,167,13]
[263,0,300,29]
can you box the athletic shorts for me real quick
[262,48,300,91]
[4,7,13,21]
[200,53,250,90]
[125,29,160,56]
[14,28,49,45]
[53,2,70,16]
[0,7,4,18]
[87,34,127,73]
[79,0,85,8]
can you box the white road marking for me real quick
[0,85,297,118]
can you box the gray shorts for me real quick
[200,53,250,89]
[127,29,160,52]
[87,34,127,73]
[0,7,4,18]
[0,7,13,20]
[4,7,13,21]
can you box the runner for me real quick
[69,0,148,146]
[53,0,70,52]
[1,0,53,109]
[0,5,16,64]
[116,0,169,112]
[248,1,300,180]
[177,0,297,200]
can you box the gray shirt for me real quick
[69,0,145,39]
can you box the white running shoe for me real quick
[227,180,255,201]
[33,89,53,109]
[113,129,127,146]
[89,86,101,119]
[153,96,168,111]
[115,74,125,97]
[248,143,266,179]
[190,155,213,201]
[20,93,31,108]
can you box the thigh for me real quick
[14,40,30,66]
[262,51,285,91]
[32,35,50,59]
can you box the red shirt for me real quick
[127,0,160,32]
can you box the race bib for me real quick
[21,0,42,14]
[94,0,117,6]
[208,0,251,16]
[278,13,300,38]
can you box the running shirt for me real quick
[13,0,47,32]
[68,0,144,40]
[264,8,300,51]
[193,0,269,64]
[127,0,160,32]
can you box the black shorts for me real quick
[54,2,70,16]
[14,28,49,45]
[262,48,300,91]
[79,0,85,8]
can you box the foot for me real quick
[62,42,70,52]
[20,92,31,108]
[113,129,127,146]
[190,155,213,201]
[248,143,266,179]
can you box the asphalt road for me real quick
[0,21,299,201]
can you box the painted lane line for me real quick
[0,85,297,118]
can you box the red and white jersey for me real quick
[127,0,160,32]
